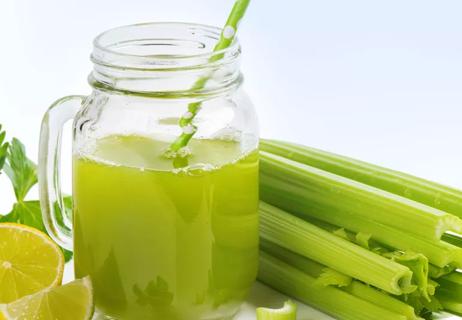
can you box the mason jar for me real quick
[39,22,259,320]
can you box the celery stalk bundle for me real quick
[260,139,462,219]
[258,139,462,319]
[260,202,414,295]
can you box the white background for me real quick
[1,0,462,319]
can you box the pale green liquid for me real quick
[73,135,259,319]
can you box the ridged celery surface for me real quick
[259,202,414,295]
[260,139,462,219]
[261,239,420,319]
[436,272,462,316]
[260,150,462,243]
[442,233,462,248]
[345,282,421,320]
[438,298,462,316]
[258,139,462,318]
[307,214,462,269]
[260,238,352,287]
[437,272,462,304]
[258,251,410,320]
[299,218,438,312]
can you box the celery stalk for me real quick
[258,251,409,320]
[442,232,462,248]
[437,271,462,299]
[345,281,421,320]
[417,265,462,314]
[307,214,462,269]
[441,271,462,286]
[256,300,297,320]
[261,238,352,287]
[260,202,415,295]
[305,219,438,308]
[260,151,462,241]
[261,239,421,319]
[437,295,462,315]
[437,274,462,316]
[260,139,462,219]
[260,152,462,267]
[260,238,326,277]
[260,239,420,319]
[384,251,430,301]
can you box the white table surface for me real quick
[235,282,333,320]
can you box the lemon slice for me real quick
[1,277,93,320]
[0,223,64,303]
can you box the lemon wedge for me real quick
[0,223,64,303]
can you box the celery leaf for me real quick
[0,124,8,172]
[4,138,37,201]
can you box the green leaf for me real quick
[0,135,73,262]
[0,201,45,236]
[4,138,38,201]
[13,201,45,230]
[0,124,8,172]
[0,207,17,223]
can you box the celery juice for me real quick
[73,135,259,320]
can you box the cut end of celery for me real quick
[439,215,462,239]
[256,300,297,320]
[394,269,417,295]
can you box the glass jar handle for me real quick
[38,95,85,251]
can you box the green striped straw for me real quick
[167,0,251,154]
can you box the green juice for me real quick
[73,135,259,320]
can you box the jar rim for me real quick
[91,22,241,71]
